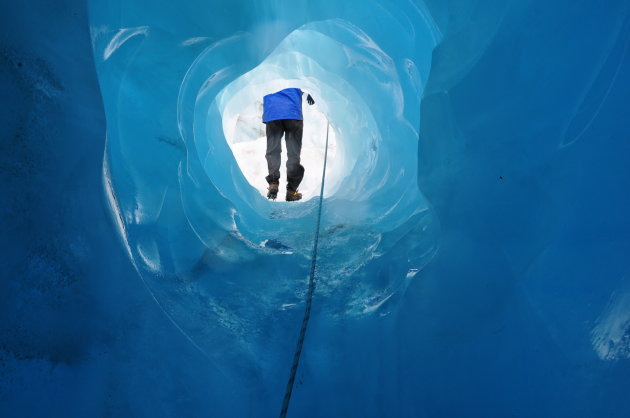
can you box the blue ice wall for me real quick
[2,1,629,417]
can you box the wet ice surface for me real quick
[4,0,630,416]
[87,1,630,413]
[92,8,440,388]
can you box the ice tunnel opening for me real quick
[217,77,342,201]
[180,23,395,225]
[94,13,442,356]
[208,28,385,207]
[95,13,443,256]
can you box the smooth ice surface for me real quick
[2,1,630,417]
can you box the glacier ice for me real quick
[93,4,441,385]
[2,0,630,417]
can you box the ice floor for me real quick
[1,1,629,417]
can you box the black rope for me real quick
[279,122,330,418]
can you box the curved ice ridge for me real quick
[90,2,441,375]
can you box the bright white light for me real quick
[220,79,341,201]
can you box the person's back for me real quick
[262,88,304,123]
[262,88,315,201]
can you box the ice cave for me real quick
[1,0,629,417]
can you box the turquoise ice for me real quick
[2,0,629,417]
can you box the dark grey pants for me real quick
[265,119,305,191]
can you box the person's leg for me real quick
[284,119,304,193]
[265,120,283,186]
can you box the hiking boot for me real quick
[286,189,302,202]
[267,183,279,200]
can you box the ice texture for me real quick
[92,2,441,383]
[2,0,630,417]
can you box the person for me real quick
[262,87,315,201]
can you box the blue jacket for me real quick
[262,88,303,123]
